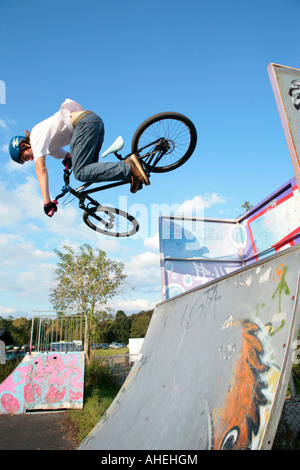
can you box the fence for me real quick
[93,354,133,386]
[30,313,87,353]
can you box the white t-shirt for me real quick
[30,99,84,161]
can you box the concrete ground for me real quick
[0,411,79,450]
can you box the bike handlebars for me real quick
[48,164,72,217]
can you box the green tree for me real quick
[242,201,253,212]
[49,244,127,362]
[0,316,31,346]
[0,316,13,329]
[90,310,114,343]
[129,310,153,338]
[130,315,151,338]
[11,317,31,345]
[108,310,131,344]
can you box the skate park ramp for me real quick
[0,351,85,414]
[0,315,86,415]
[79,244,300,450]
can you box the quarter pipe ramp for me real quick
[79,245,300,450]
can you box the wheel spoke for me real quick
[132,112,197,173]
[83,206,139,237]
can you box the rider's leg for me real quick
[70,112,132,183]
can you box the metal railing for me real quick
[30,312,87,353]
[93,354,132,386]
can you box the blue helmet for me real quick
[9,135,26,164]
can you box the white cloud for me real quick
[0,233,56,267]
[177,193,227,216]
[0,119,9,130]
[144,233,159,251]
[0,306,21,317]
[108,298,157,315]
[5,158,34,173]
[125,250,161,294]
[2,143,8,153]
[0,232,58,313]
[2,261,56,307]
[127,250,160,271]
[0,177,120,252]
[0,176,42,227]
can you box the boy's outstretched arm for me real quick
[36,156,57,217]
[36,156,51,204]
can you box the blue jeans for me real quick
[70,112,132,183]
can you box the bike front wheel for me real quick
[83,205,139,237]
[131,112,197,173]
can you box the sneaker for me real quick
[130,177,143,194]
[126,154,150,186]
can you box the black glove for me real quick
[62,155,72,169]
[44,200,58,217]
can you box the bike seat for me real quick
[101,136,124,158]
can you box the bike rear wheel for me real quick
[131,112,197,173]
[83,205,139,237]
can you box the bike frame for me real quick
[55,166,130,213]
[55,137,169,215]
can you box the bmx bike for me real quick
[53,111,197,237]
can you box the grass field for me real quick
[91,347,129,357]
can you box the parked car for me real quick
[6,351,17,361]
[99,343,109,349]
[109,342,123,349]
[6,350,26,361]
[50,341,83,352]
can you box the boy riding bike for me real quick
[8,99,150,217]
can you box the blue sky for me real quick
[0,0,299,318]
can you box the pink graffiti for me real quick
[23,382,43,403]
[30,354,83,403]
[0,352,84,414]
[46,386,67,403]
[70,389,83,401]
[1,393,20,414]
[24,383,35,403]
